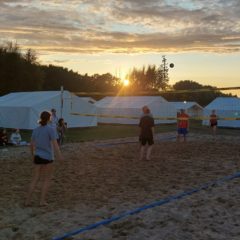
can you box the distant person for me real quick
[139,106,155,160]
[50,108,59,128]
[177,109,189,142]
[10,129,28,146]
[0,128,10,146]
[209,110,218,137]
[57,118,67,145]
[25,111,63,207]
[10,129,22,145]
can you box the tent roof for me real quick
[204,97,240,110]
[80,97,96,104]
[95,96,168,108]
[0,91,66,107]
[171,101,203,110]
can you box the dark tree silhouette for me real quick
[162,80,235,106]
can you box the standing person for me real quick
[57,118,67,145]
[209,109,218,137]
[50,108,59,129]
[139,106,155,160]
[25,111,63,207]
[177,109,189,142]
[0,128,9,146]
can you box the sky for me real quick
[0,0,240,95]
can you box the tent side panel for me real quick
[96,107,140,124]
[0,106,31,129]
[65,95,97,127]
[149,101,176,124]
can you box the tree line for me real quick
[0,42,234,106]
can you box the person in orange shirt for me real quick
[177,109,189,142]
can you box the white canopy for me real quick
[202,97,240,128]
[95,96,176,124]
[0,91,97,129]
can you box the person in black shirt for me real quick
[139,106,155,160]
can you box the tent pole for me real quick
[60,86,63,118]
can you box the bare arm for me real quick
[30,140,35,160]
[52,140,63,161]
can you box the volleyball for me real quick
[169,63,174,68]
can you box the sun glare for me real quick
[123,79,129,86]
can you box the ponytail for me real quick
[38,111,51,126]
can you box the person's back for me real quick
[139,106,155,160]
[139,114,154,139]
[32,125,56,160]
[25,111,63,206]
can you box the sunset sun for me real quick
[123,79,129,86]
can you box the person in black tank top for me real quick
[139,106,155,160]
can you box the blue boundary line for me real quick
[52,171,240,240]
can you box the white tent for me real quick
[0,91,97,129]
[80,97,96,104]
[95,96,176,124]
[171,101,203,117]
[202,97,240,128]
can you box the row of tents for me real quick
[0,91,239,129]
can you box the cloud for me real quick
[0,0,239,54]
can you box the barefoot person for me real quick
[25,111,63,206]
[177,109,189,142]
[139,106,155,160]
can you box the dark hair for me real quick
[58,118,64,126]
[39,111,51,126]
[142,105,150,114]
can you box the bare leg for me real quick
[40,164,54,206]
[213,126,217,137]
[177,134,181,142]
[146,145,153,160]
[139,145,146,160]
[25,166,41,206]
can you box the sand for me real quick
[1,132,240,240]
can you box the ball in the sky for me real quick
[169,63,174,68]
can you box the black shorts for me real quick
[139,137,154,146]
[34,155,53,165]
[211,122,217,127]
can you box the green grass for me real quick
[16,121,240,144]
[189,120,240,136]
